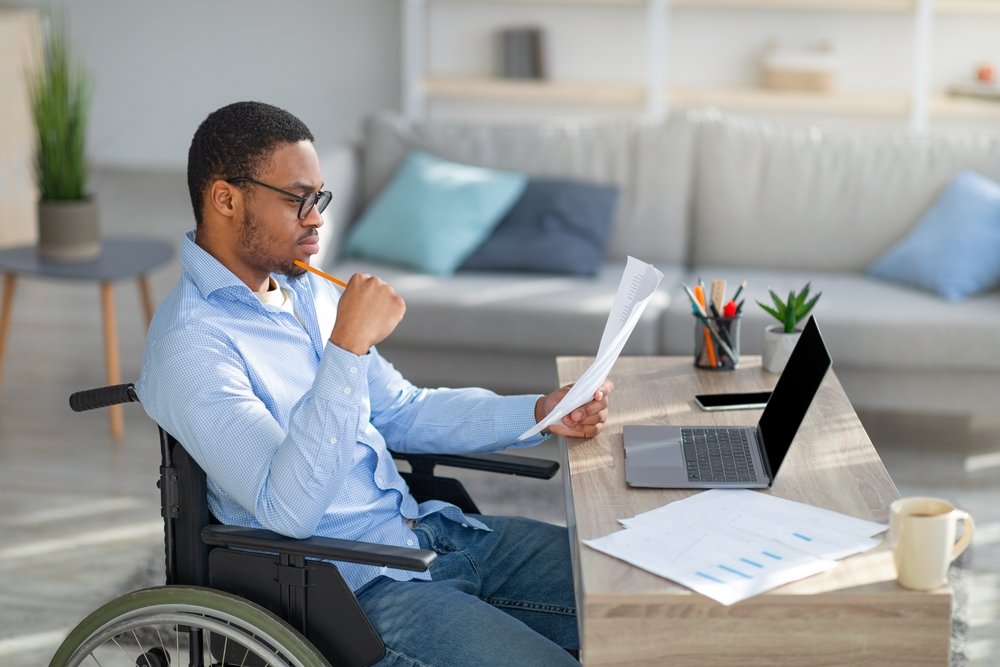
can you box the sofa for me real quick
[315,109,1000,417]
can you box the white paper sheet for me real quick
[518,257,663,441]
[585,489,887,605]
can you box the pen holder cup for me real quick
[693,314,741,370]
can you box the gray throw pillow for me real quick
[459,177,618,276]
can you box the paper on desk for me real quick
[585,490,887,605]
[518,257,663,441]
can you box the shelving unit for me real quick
[403,0,1000,129]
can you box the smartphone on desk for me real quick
[694,391,772,411]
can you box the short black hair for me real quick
[187,101,314,227]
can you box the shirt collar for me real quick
[181,229,305,301]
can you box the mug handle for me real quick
[950,511,975,561]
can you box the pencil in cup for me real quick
[693,312,741,370]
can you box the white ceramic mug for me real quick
[889,496,974,590]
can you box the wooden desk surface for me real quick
[557,356,952,666]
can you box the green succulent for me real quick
[30,14,91,202]
[757,283,822,334]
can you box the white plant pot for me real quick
[762,325,801,374]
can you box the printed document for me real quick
[518,256,663,441]
[585,489,887,605]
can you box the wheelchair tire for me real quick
[49,585,331,667]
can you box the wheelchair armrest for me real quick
[201,525,436,572]
[391,451,559,479]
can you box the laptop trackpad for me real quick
[624,425,686,487]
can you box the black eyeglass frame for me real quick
[226,177,332,220]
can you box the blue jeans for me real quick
[354,513,579,666]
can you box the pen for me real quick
[293,259,348,288]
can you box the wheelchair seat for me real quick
[52,383,559,667]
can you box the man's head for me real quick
[187,101,314,228]
[187,102,328,290]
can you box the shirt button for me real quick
[343,387,352,395]
[407,539,415,546]
[329,436,337,445]
[349,367,358,375]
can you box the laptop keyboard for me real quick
[682,428,758,483]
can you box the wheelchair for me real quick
[51,383,560,667]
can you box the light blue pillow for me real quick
[867,170,1000,301]
[341,150,527,276]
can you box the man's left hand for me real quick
[534,380,614,439]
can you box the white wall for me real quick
[8,0,401,170]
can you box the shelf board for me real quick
[669,86,911,114]
[674,0,914,10]
[931,94,1000,117]
[935,0,1000,13]
[424,76,646,105]
[437,0,917,10]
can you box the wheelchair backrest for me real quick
[158,427,213,586]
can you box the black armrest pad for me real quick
[392,451,559,479]
[201,525,436,572]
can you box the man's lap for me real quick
[354,514,579,666]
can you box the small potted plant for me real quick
[30,15,98,262]
[757,282,821,373]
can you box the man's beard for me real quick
[239,207,309,278]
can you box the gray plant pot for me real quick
[37,197,101,263]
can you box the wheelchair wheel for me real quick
[49,585,331,667]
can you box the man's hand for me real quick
[330,273,405,355]
[534,380,614,439]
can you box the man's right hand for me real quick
[329,273,405,355]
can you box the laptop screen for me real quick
[757,317,832,478]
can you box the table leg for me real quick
[0,273,16,385]
[137,274,154,329]
[100,281,123,439]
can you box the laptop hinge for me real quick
[755,427,775,486]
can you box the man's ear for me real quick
[209,180,240,220]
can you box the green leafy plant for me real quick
[30,15,91,201]
[757,283,822,334]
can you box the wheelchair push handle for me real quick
[69,383,139,412]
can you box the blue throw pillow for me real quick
[459,177,619,276]
[341,150,527,276]
[867,170,1000,301]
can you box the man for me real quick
[137,101,612,665]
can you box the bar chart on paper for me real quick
[585,490,888,605]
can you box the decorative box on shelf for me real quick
[760,43,838,93]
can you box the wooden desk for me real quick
[0,237,173,439]
[558,356,952,666]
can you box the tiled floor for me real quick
[0,168,996,665]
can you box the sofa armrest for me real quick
[201,524,436,572]
[316,142,363,269]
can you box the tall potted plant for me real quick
[757,283,821,373]
[30,15,98,262]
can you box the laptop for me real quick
[623,315,831,489]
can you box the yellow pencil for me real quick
[292,259,348,288]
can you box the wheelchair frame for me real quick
[52,383,559,667]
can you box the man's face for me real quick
[237,140,324,279]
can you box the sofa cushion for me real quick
[341,150,527,276]
[459,177,618,276]
[661,266,1000,372]
[692,111,1000,272]
[867,169,1000,301]
[334,258,681,356]
[359,111,695,264]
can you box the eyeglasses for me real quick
[226,177,332,220]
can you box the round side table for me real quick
[0,236,174,439]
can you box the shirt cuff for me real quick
[313,341,372,404]
[502,394,550,448]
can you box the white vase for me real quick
[762,325,801,374]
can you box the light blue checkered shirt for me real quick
[137,231,546,591]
